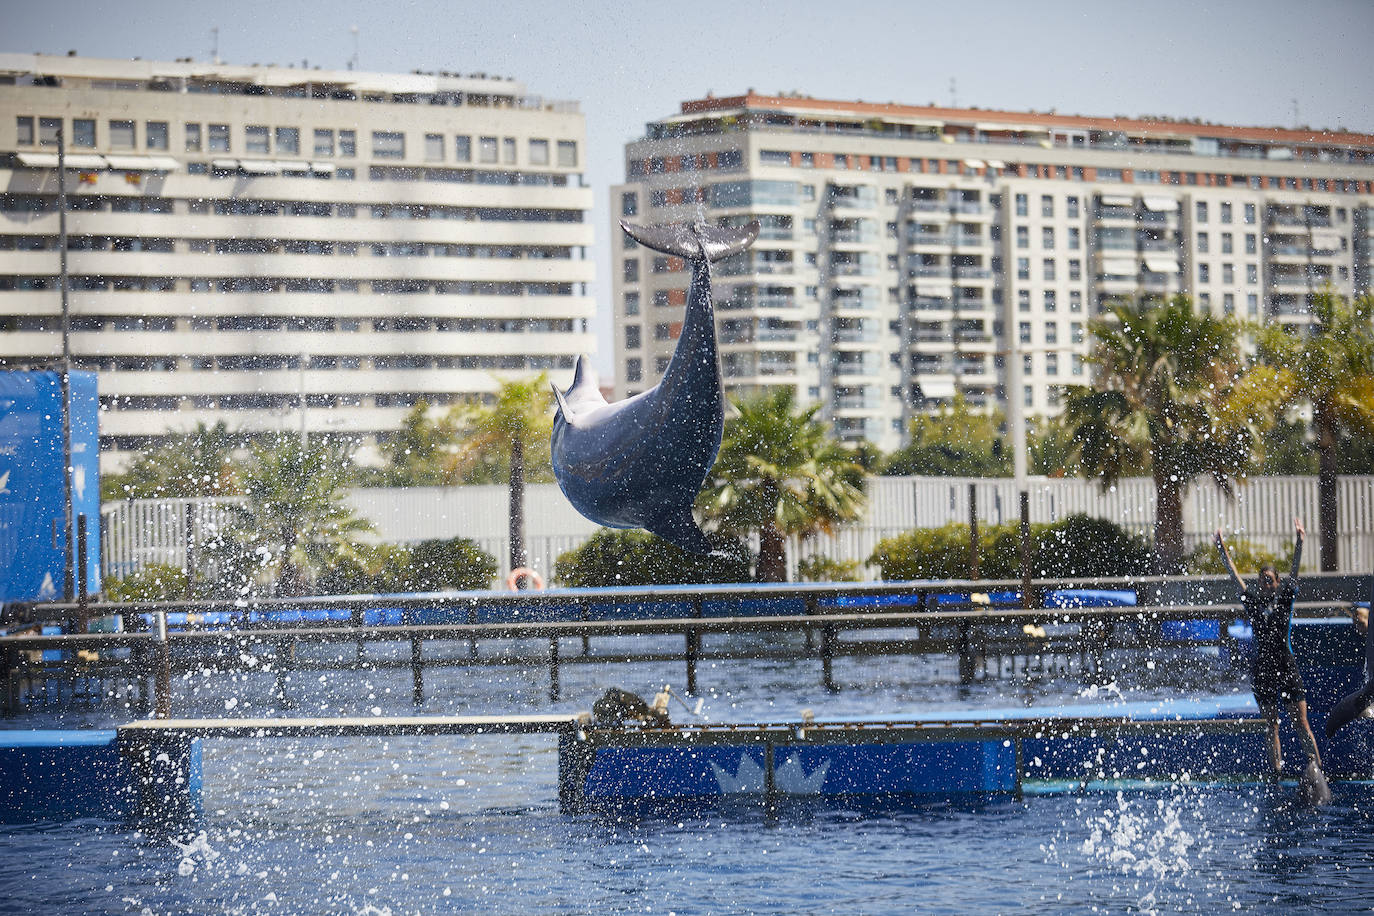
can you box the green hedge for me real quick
[554,529,751,587]
[317,537,497,594]
[869,513,1153,581]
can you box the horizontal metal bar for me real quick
[117,713,582,739]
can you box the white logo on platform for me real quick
[38,573,57,599]
[710,752,830,794]
[73,466,85,501]
[0,469,9,494]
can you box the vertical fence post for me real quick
[76,514,89,635]
[968,484,980,580]
[548,636,561,702]
[1020,491,1033,611]
[411,636,424,705]
[154,611,170,719]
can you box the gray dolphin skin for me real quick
[1325,603,1374,739]
[550,219,759,554]
[1296,758,1332,806]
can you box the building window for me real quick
[1043,259,1056,281]
[1246,264,1258,284]
[654,323,672,341]
[208,123,230,152]
[478,136,498,163]
[1017,257,1030,280]
[110,120,135,149]
[180,122,201,152]
[1045,321,1058,344]
[626,358,642,383]
[245,125,269,154]
[454,135,471,162]
[1196,201,1208,223]
[1068,227,1080,250]
[1067,196,1080,218]
[372,131,404,159]
[800,152,814,168]
[1023,354,1034,374]
[1072,353,1084,376]
[529,138,549,165]
[275,127,299,156]
[1244,203,1256,224]
[1199,292,1211,309]
[557,140,578,167]
[72,118,96,148]
[1024,386,1033,407]
[424,133,444,161]
[625,325,641,349]
[503,137,516,164]
[1019,321,1031,344]
[1223,293,1235,314]
[38,117,61,146]
[1247,293,1259,316]
[1068,258,1081,281]
[314,129,334,157]
[1198,263,1210,283]
[1245,233,1257,254]
[1041,195,1054,217]
[621,192,638,217]
[145,120,168,150]
[1071,320,1084,343]
[624,292,640,316]
[1016,226,1029,249]
[1222,263,1234,284]
[1044,290,1057,311]
[16,116,34,145]
[1046,353,1059,376]
[1197,232,1209,253]
[1015,193,1028,217]
[1070,290,1083,312]
[1042,227,1055,249]
[1018,289,1031,311]
[1221,232,1233,254]
[623,259,639,282]
[1220,202,1232,224]
[339,130,356,157]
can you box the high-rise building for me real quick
[612,93,1374,452]
[0,53,594,468]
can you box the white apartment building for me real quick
[612,93,1374,452]
[0,53,594,468]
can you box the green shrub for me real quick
[1187,537,1291,577]
[796,555,863,582]
[869,514,1153,581]
[317,538,496,594]
[105,563,190,601]
[554,529,751,587]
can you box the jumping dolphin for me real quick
[1325,604,1374,739]
[550,219,759,554]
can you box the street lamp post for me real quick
[57,129,75,603]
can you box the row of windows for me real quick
[0,276,580,296]
[17,116,580,167]
[0,196,587,224]
[4,316,579,334]
[0,235,578,260]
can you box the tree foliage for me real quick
[882,395,1008,477]
[698,388,868,581]
[1063,297,1282,572]
[101,421,241,501]
[317,537,496,594]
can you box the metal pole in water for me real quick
[1020,491,1033,611]
[76,514,89,635]
[968,483,980,579]
[154,611,170,719]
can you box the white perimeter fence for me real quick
[101,475,1374,584]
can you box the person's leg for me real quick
[1289,699,1322,769]
[1265,712,1283,775]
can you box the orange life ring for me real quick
[507,567,545,591]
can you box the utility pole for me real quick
[57,128,75,602]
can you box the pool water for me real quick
[3,638,1373,914]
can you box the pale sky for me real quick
[7,0,1373,372]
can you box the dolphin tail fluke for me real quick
[620,220,759,262]
[1297,759,1332,806]
[647,510,715,556]
[1324,685,1374,738]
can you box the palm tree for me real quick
[1257,290,1374,570]
[1063,297,1283,572]
[882,394,1009,477]
[101,421,241,500]
[375,400,463,487]
[234,435,373,596]
[447,375,554,574]
[698,388,868,582]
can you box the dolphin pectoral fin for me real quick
[551,382,573,423]
[646,509,714,556]
[1325,685,1374,738]
[620,220,760,262]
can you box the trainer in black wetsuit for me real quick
[1215,518,1322,777]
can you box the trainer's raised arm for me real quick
[1215,528,1246,593]
[1289,518,1305,587]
